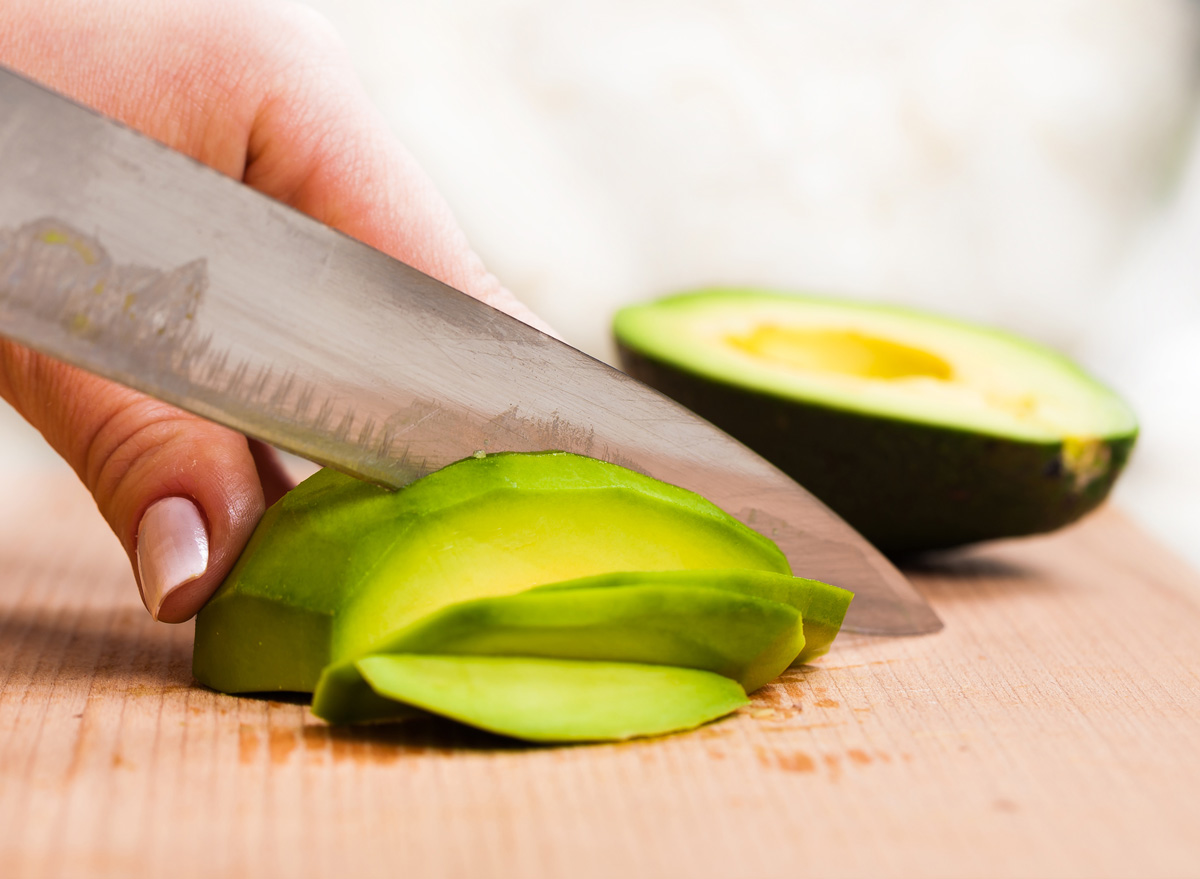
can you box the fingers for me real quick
[0,1,278,621]
[0,346,266,622]
[1,0,551,623]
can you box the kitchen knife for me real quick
[0,65,941,636]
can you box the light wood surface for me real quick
[2,471,1199,879]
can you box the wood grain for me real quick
[2,471,1199,879]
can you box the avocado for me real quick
[527,569,852,666]
[312,568,838,724]
[194,451,855,742]
[193,451,794,695]
[330,452,792,663]
[613,289,1137,554]
[353,655,750,743]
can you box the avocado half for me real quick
[613,289,1138,554]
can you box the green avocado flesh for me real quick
[614,289,1138,554]
[193,451,850,743]
[312,569,853,725]
[528,569,851,666]
[355,656,749,743]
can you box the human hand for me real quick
[0,0,547,622]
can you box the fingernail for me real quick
[137,497,209,621]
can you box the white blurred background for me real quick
[3,0,1199,567]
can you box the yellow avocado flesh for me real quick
[725,323,1044,427]
[622,292,1137,443]
[728,325,954,382]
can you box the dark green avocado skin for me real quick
[617,344,1137,555]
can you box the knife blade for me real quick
[0,65,940,636]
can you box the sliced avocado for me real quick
[528,569,852,665]
[614,289,1138,553]
[193,451,792,694]
[192,467,419,693]
[353,655,749,742]
[313,571,806,724]
[329,453,791,662]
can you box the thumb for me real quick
[0,346,269,623]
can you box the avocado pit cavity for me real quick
[727,324,954,383]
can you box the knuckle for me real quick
[82,399,191,523]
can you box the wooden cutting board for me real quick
[2,471,1199,879]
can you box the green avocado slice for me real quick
[331,478,789,662]
[353,655,749,742]
[614,289,1138,553]
[312,573,807,724]
[193,451,792,694]
[529,569,852,665]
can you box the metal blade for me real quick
[0,66,940,635]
